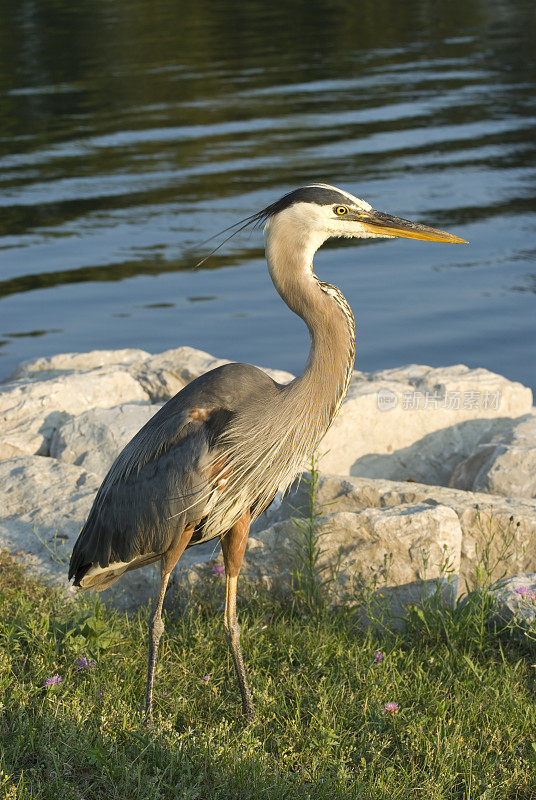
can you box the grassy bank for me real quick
[1,549,536,800]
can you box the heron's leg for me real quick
[145,567,171,724]
[220,510,255,722]
[144,525,194,725]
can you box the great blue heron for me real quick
[69,183,466,722]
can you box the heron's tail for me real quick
[68,504,161,591]
[69,550,161,591]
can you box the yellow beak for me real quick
[357,210,468,244]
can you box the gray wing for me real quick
[69,363,279,588]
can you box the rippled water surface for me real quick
[1,0,535,388]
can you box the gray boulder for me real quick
[1,346,535,620]
[0,455,216,609]
[190,504,462,623]
[129,346,229,402]
[129,345,295,403]
[0,346,295,460]
[6,348,150,383]
[268,472,536,592]
[0,367,150,459]
[348,417,517,487]
[321,364,532,482]
[252,503,461,605]
[488,574,536,629]
[50,403,163,479]
[450,411,536,499]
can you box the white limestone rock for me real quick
[488,574,536,629]
[2,345,534,616]
[129,346,229,402]
[2,454,534,615]
[49,403,163,479]
[449,411,536,499]
[0,368,150,459]
[345,417,518,487]
[268,472,536,590]
[1,456,101,597]
[129,345,294,402]
[196,504,462,620]
[320,364,533,482]
[4,348,530,486]
[0,455,215,609]
[0,345,295,461]
[6,348,150,382]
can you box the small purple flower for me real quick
[203,674,211,684]
[212,564,225,577]
[382,701,399,715]
[515,586,536,601]
[373,650,384,664]
[74,655,96,671]
[44,674,62,687]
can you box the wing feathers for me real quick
[69,406,228,588]
[69,361,280,589]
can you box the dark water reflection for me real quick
[0,0,535,388]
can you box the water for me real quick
[1,0,535,389]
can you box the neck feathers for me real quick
[202,217,356,539]
[265,215,356,439]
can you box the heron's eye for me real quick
[334,206,348,216]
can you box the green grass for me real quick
[1,551,536,799]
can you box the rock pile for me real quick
[1,346,534,619]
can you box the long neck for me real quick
[202,222,357,535]
[265,224,356,439]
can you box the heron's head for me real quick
[261,183,467,252]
